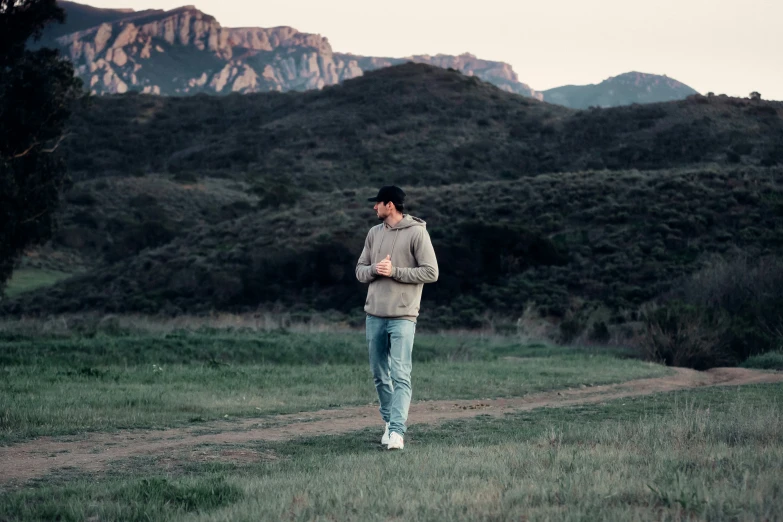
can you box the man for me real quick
[355,186,439,450]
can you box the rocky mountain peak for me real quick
[607,71,692,91]
[45,1,541,97]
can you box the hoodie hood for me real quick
[389,215,426,230]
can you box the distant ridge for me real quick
[35,1,696,106]
[542,72,699,109]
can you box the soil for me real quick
[1,367,780,485]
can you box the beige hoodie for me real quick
[355,214,439,322]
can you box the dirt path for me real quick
[1,367,780,485]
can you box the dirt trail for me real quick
[1,367,780,485]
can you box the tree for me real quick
[750,91,761,101]
[0,0,83,295]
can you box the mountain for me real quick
[542,72,699,109]
[59,63,783,187]
[39,2,700,105]
[62,63,569,183]
[42,2,541,97]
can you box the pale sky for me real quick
[81,0,783,100]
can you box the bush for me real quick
[676,255,783,360]
[741,351,783,370]
[636,301,732,370]
[636,256,783,368]
[558,314,585,343]
[589,321,610,343]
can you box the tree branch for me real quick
[41,133,68,153]
[10,133,70,158]
[11,142,37,158]
[20,207,50,224]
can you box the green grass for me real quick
[1,476,242,521]
[0,331,667,442]
[4,268,71,297]
[0,330,582,366]
[2,383,781,521]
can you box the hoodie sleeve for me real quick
[391,227,439,284]
[356,230,377,283]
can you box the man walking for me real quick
[356,186,439,450]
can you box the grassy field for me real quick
[0,330,665,442]
[3,268,72,298]
[1,383,780,520]
[1,328,781,521]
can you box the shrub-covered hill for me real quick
[62,64,783,189]
[64,63,566,186]
[6,166,783,327]
[36,175,256,271]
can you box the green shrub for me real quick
[636,301,732,370]
[638,256,783,368]
[675,256,783,360]
[741,351,783,370]
[589,321,611,343]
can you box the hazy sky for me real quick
[82,0,782,100]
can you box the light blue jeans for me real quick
[366,315,416,436]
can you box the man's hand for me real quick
[376,255,393,277]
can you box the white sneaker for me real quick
[381,422,390,446]
[387,432,404,450]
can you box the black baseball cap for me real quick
[367,185,406,205]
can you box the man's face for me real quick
[374,200,392,220]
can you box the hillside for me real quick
[5,166,783,329]
[542,72,699,109]
[334,52,541,98]
[60,64,783,188]
[62,63,569,185]
[4,64,783,329]
[35,176,256,271]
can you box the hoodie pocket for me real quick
[400,292,410,308]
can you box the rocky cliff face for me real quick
[49,3,542,97]
[542,72,699,109]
